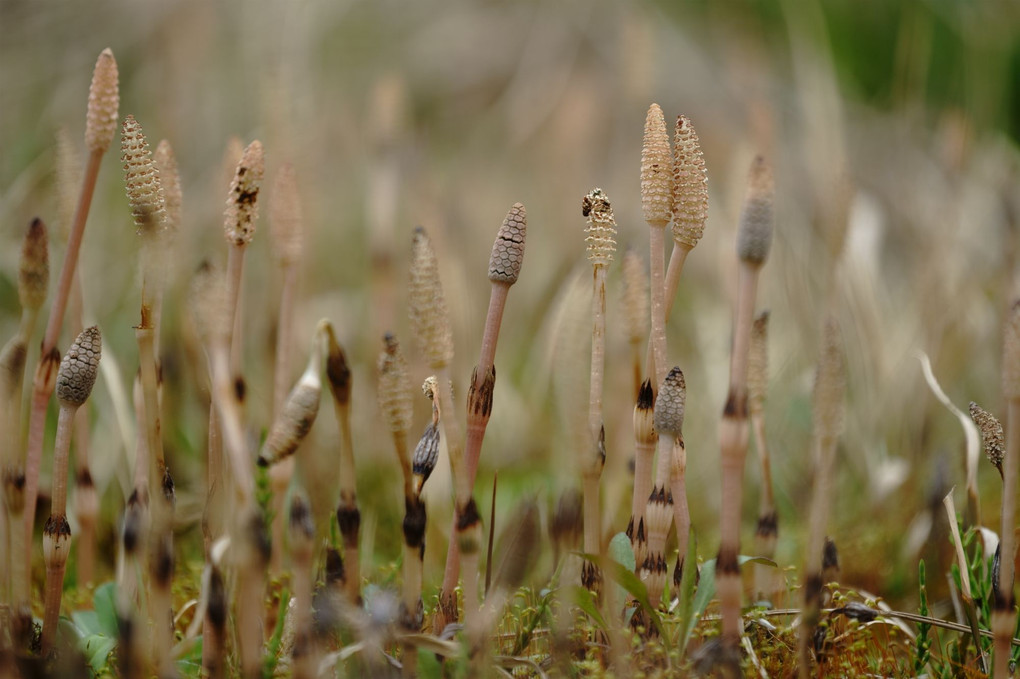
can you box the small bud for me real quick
[56,326,101,408]
[18,218,49,313]
[121,115,167,235]
[622,250,648,346]
[377,334,413,438]
[223,140,265,246]
[408,227,454,369]
[970,401,1004,477]
[654,367,686,436]
[85,49,119,153]
[269,163,303,267]
[582,188,617,267]
[640,103,672,224]
[153,140,182,233]
[736,156,774,264]
[411,422,440,495]
[672,115,708,249]
[748,311,770,416]
[488,203,527,284]
[259,355,321,466]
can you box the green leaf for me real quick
[93,582,119,638]
[608,532,635,572]
[72,610,103,638]
[566,585,608,631]
[82,634,117,674]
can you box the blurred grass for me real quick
[1,0,1020,616]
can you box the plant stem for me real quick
[41,405,77,654]
[24,148,103,574]
[270,263,299,573]
[993,397,1020,678]
[647,224,669,393]
[644,242,691,378]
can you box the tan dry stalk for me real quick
[152,138,182,356]
[798,316,845,679]
[994,300,1020,679]
[122,114,178,675]
[409,227,480,632]
[628,379,655,567]
[718,155,774,649]
[41,327,101,653]
[748,311,778,600]
[1,219,48,636]
[117,495,146,679]
[289,495,317,679]
[441,203,527,612]
[23,47,118,578]
[641,103,673,392]
[622,250,649,399]
[579,188,616,591]
[321,324,363,605]
[268,162,304,573]
[237,509,271,679]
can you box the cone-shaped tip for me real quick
[653,367,686,435]
[323,323,351,406]
[408,227,454,369]
[121,115,167,235]
[969,401,1004,475]
[641,103,672,224]
[672,114,708,249]
[19,218,49,312]
[259,370,321,466]
[583,188,616,266]
[412,421,440,493]
[56,326,101,408]
[488,202,527,284]
[224,140,265,246]
[736,156,774,265]
[1003,300,1020,398]
[85,48,119,152]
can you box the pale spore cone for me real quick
[582,188,617,267]
[671,114,708,249]
[224,140,265,246]
[408,227,454,369]
[736,156,775,265]
[488,202,527,284]
[121,115,167,235]
[85,48,119,153]
[653,367,686,437]
[412,422,440,495]
[970,401,1004,478]
[56,326,101,408]
[640,103,672,224]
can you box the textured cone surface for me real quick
[1004,300,1020,398]
[641,103,672,224]
[654,367,686,435]
[270,163,303,266]
[408,227,454,368]
[748,311,770,415]
[736,156,775,264]
[969,401,1004,471]
[622,250,648,345]
[377,334,413,437]
[224,140,265,246]
[85,48,119,152]
[672,115,708,248]
[488,202,527,284]
[56,326,101,407]
[154,140,182,233]
[121,116,167,234]
[19,218,49,312]
[583,188,617,266]
[412,422,440,485]
[262,379,321,464]
[812,317,845,441]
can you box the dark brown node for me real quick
[336,504,360,544]
[716,545,740,575]
[402,496,426,551]
[755,511,778,538]
[325,547,345,586]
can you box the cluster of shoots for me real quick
[4,48,1020,679]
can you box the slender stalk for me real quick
[994,301,1020,679]
[748,311,778,601]
[24,49,118,566]
[289,495,317,679]
[798,317,845,678]
[440,203,526,606]
[641,104,673,392]
[41,327,102,654]
[628,380,655,568]
[718,156,773,650]
[116,495,144,679]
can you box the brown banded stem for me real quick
[41,327,101,654]
[748,311,778,600]
[718,156,773,649]
[24,48,118,580]
[441,203,526,616]
[628,379,655,567]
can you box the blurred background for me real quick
[2,0,1020,610]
